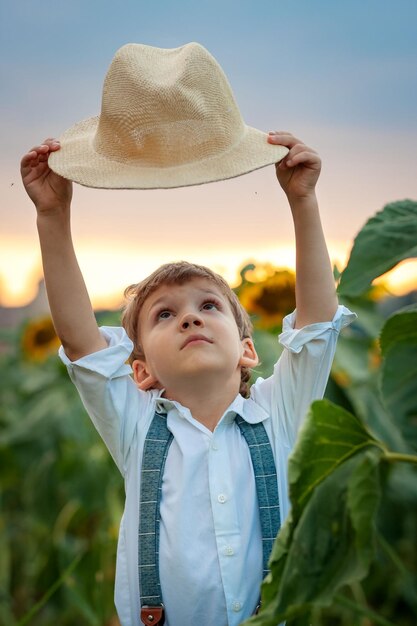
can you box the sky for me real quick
[1,0,417,308]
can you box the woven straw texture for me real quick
[49,42,288,189]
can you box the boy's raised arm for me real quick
[21,139,107,361]
[267,131,339,329]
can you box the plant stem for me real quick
[383,452,417,465]
[377,533,417,612]
[349,581,368,610]
[16,552,84,626]
[334,593,397,626]
[377,532,409,577]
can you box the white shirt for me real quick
[59,306,355,626]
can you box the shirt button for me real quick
[232,601,242,612]
[217,494,227,503]
[224,546,234,556]
[211,441,218,450]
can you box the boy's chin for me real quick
[172,362,240,387]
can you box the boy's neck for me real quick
[162,377,241,432]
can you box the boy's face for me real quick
[132,277,258,395]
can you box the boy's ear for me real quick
[132,359,162,391]
[239,337,259,368]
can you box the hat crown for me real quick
[93,43,245,167]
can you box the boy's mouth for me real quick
[181,334,213,349]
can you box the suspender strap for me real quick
[235,416,281,576]
[138,410,280,624]
[139,412,172,624]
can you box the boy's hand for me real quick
[20,139,72,214]
[267,131,321,202]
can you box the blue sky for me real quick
[1,0,416,305]
[3,1,416,132]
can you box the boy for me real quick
[21,131,354,626]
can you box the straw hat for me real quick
[49,42,288,189]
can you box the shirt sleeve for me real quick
[58,326,154,475]
[250,305,356,448]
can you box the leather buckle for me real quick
[140,605,165,625]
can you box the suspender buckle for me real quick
[140,605,165,625]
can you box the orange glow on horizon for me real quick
[1,239,416,310]
[373,258,417,296]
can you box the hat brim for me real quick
[48,116,289,190]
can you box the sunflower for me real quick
[21,315,61,362]
[367,282,391,302]
[331,369,351,388]
[238,269,296,330]
[368,340,382,371]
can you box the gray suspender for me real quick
[235,415,281,576]
[139,410,280,625]
[139,412,173,615]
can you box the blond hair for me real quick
[122,261,254,397]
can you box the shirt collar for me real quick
[227,393,269,424]
[151,389,269,425]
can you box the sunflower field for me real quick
[1,200,417,625]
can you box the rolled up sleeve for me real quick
[249,305,355,522]
[277,305,356,444]
[59,326,151,475]
[251,305,356,448]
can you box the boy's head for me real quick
[122,261,258,397]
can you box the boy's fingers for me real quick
[267,132,302,148]
[286,143,317,159]
[21,139,61,167]
[21,150,36,164]
[287,150,321,168]
[26,144,50,156]
[21,147,46,168]
[30,140,60,154]
[43,138,61,149]
[20,150,41,169]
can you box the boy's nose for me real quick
[180,313,203,330]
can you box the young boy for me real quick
[21,132,354,626]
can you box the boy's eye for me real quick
[202,300,221,311]
[157,310,172,320]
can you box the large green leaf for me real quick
[341,380,409,453]
[338,200,417,297]
[246,455,382,625]
[380,306,417,451]
[379,304,417,355]
[288,400,383,517]
[243,401,384,626]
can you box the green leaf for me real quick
[245,452,382,625]
[288,400,382,517]
[380,306,417,451]
[341,381,409,453]
[16,552,84,626]
[379,304,417,356]
[242,401,384,626]
[338,200,417,297]
[347,452,381,567]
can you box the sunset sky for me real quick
[1,0,417,308]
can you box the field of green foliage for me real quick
[1,201,416,625]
